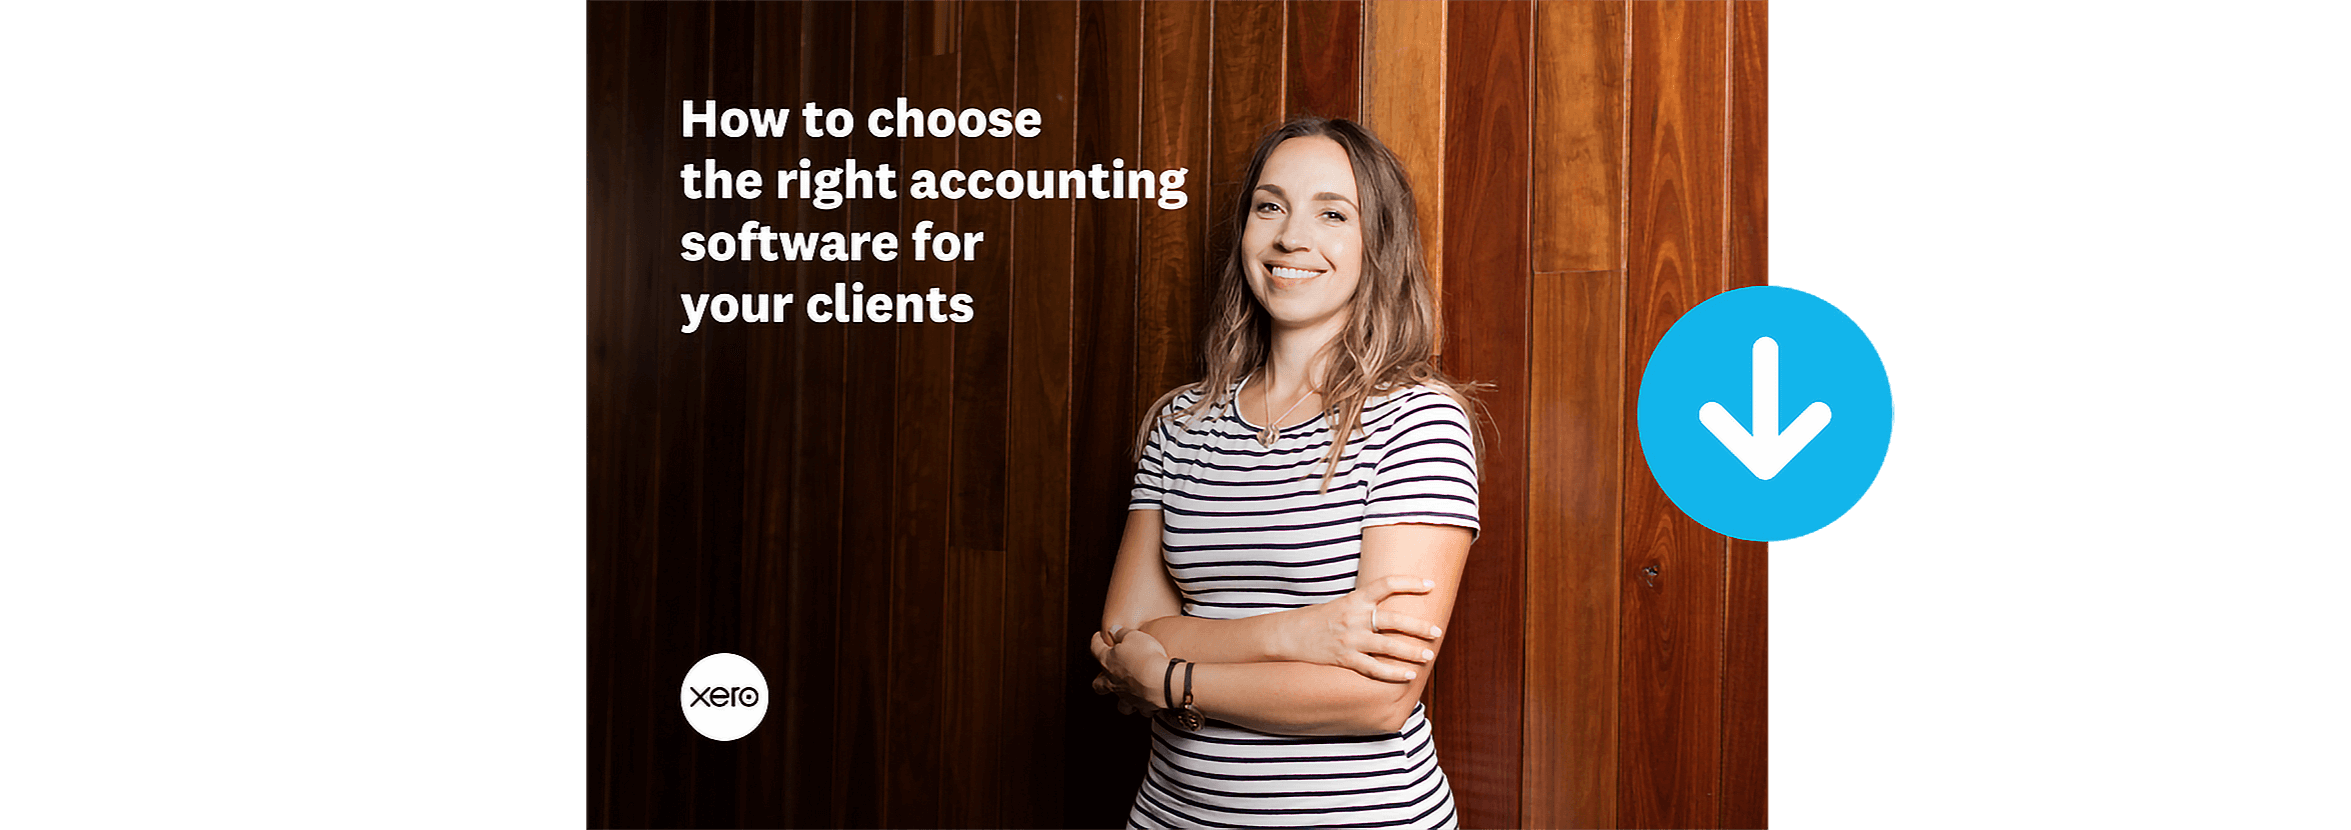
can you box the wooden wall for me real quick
[588,2,1765,827]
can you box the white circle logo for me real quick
[679,652,768,741]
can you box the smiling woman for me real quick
[1090,117,1485,830]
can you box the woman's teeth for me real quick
[1269,265,1323,280]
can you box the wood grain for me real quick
[1062,1,1148,824]
[1622,2,1730,827]
[1135,0,1210,418]
[583,3,635,824]
[609,5,671,823]
[883,2,959,825]
[831,2,905,826]
[1535,0,1627,273]
[1720,4,1769,828]
[1002,4,1080,827]
[733,4,792,823]
[1287,0,1361,120]
[942,4,1018,825]
[1525,7,1629,828]
[776,5,856,828]
[1526,270,1625,830]
[654,6,725,826]
[948,4,1014,556]
[686,3,752,822]
[1208,0,1286,278]
[1438,2,1532,827]
[1359,0,1446,335]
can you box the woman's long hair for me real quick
[1136,116,1486,490]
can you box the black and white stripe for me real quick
[1125,382,1478,829]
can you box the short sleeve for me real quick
[1360,393,1480,537]
[1129,401,1179,511]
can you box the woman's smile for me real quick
[1266,263,1328,285]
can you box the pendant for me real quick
[1258,425,1277,446]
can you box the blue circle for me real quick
[1636,286,1892,542]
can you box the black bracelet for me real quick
[1170,660,1205,731]
[1161,658,1183,711]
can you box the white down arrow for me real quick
[1698,337,1831,480]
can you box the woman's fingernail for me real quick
[1406,670,1418,680]
[1422,649,1435,660]
[1422,579,1435,588]
[1430,626,1443,637]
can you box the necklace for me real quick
[1253,370,1318,446]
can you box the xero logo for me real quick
[679,653,768,741]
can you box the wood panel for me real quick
[686,3,752,822]
[1437,2,1531,827]
[1287,0,1361,120]
[1061,1,1147,825]
[584,4,620,824]
[1721,4,1770,828]
[1208,0,1286,276]
[775,5,854,828]
[1622,2,1730,827]
[1526,270,1626,830]
[1526,8,1627,824]
[947,2,1014,555]
[656,5,730,826]
[832,2,905,826]
[1003,4,1080,827]
[1135,1,1211,418]
[1535,0,1626,273]
[1359,0,1445,331]
[884,2,959,825]
[942,3,1018,826]
[611,5,673,824]
[735,4,794,823]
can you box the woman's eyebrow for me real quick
[1254,184,1356,209]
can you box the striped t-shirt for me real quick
[1124,381,1479,830]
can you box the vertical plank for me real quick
[1720,3,1769,827]
[1287,0,1361,120]
[734,3,796,823]
[884,1,959,825]
[650,6,720,826]
[1208,0,1287,276]
[686,3,752,822]
[1524,269,1623,829]
[1062,1,1147,824]
[1135,0,1211,417]
[948,0,1014,555]
[833,2,906,827]
[1534,1,1626,273]
[1438,2,1531,827]
[1526,5,1626,829]
[1359,0,1446,330]
[773,6,856,829]
[1621,2,1730,827]
[583,3,636,823]
[941,3,1018,826]
[1004,4,1081,827]
[607,6,676,824]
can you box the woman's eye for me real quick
[1322,210,1349,222]
[1255,201,1281,213]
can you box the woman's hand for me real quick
[1089,626,1172,716]
[1283,575,1446,683]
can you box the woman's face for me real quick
[1242,136,1364,335]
